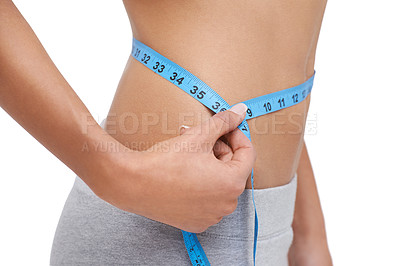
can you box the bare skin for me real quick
[0,0,331,264]
[110,0,332,264]
[108,0,327,189]
[289,143,333,265]
[0,0,256,233]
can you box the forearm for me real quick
[0,1,258,234]
[0,1,124,185]
[293,142,328,239]
[289,141,332,265]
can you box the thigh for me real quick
[50,176,190,265]
[51,173,297,265]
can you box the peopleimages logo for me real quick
[81,111,318,137]
[79,111,318,153]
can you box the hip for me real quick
[51,171,297,265]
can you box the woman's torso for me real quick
[104,0,327,189]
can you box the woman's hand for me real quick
[89,104,256,233]
[0,1,255,233]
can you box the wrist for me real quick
[292,213,329,244]
[80,126,146,212]
[75,122,133,189]
[292,230,329,249]
[290,232,332,266]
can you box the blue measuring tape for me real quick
[131,37,315,266]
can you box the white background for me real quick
[1,0,399,265]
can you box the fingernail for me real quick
[229,103,247,115]
[180,125,190,129]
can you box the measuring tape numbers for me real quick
[131,37,315,266]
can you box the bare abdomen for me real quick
[104,0,326,188]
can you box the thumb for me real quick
[223,127,256,180]
[184,103,248,144]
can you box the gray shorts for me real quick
[51,119,297,266]
[50,171,297,266]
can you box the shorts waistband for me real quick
[74,118,297,240]
[199,174,297,240]
[74,169,297,241]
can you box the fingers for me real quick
[178,106,255,185]
[213,139,233,162]
[182,103,248,145]
[224,127,256,180]
[181,124,233,162]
